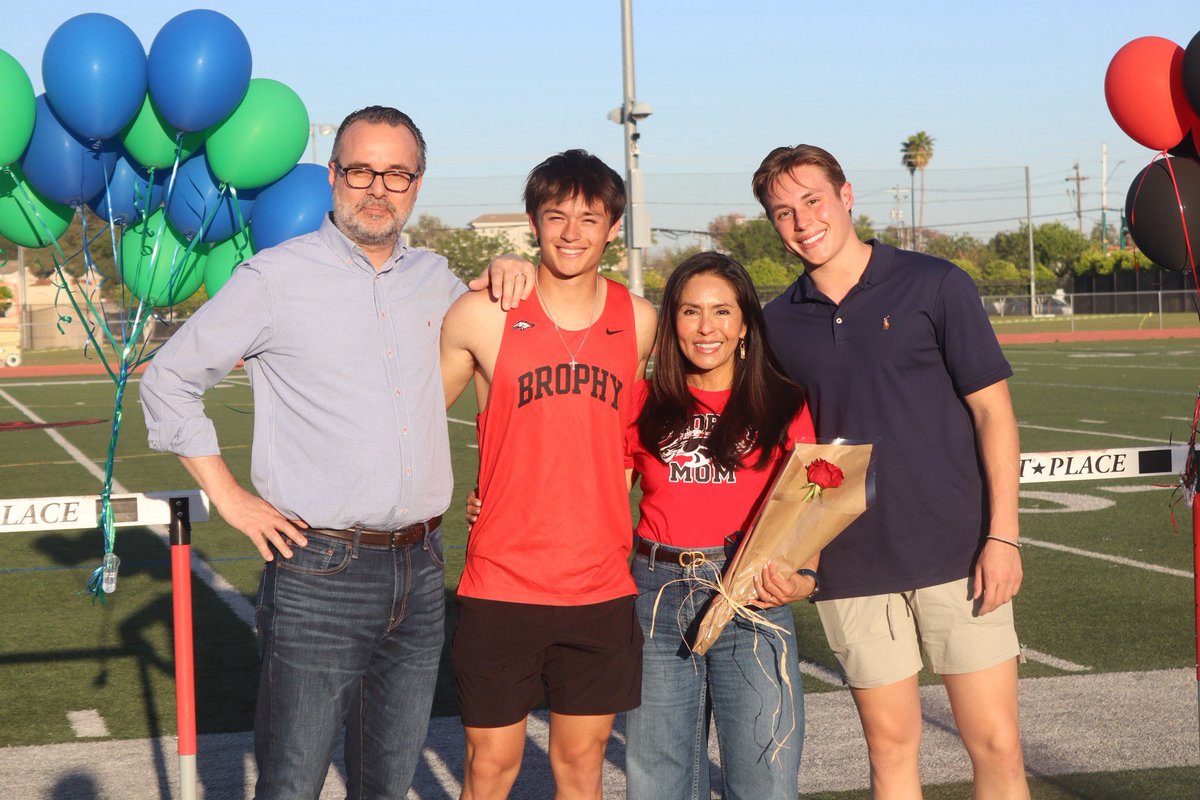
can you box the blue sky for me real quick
[4,1,1197,245]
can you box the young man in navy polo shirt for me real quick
[754,145,1029,799]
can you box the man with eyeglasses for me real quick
[141,106,532,800]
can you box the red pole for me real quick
[170,497,198,800]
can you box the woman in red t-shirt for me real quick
[624,252,816,800]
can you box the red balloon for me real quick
[1105,36,1197,151]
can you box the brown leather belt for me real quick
[634,538,724,569]
[310,515,442,548]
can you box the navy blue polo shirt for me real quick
[763,242,1012,600]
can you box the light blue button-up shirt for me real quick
[141,215,467,530]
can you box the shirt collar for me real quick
[790,239,897,303]
[318,213,407,274]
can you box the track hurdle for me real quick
[0,490,209,800]
[1018,444,1199,748]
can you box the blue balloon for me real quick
[148,10,252,133]
[250,164,333,250]
[43,13,147,141]
[164,151,255,242]
[20,95,116,207]
[88,150,165,226]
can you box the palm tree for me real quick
[900,132,935,251]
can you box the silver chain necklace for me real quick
[536,274,601,368]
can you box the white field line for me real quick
[1008,359,1200,371]
[0,379,121,388]
[1011,380,1194,397]
[1020,648,1090,673]
[1017,423,1166,443]
[418,746,461,798]
[1022,536,1193,579]
[0,387,256,628]
[1099,485,1174,493]
[798,659,843,686]
[448,417,473,426]
[66,710,110,738]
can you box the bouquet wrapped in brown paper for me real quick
[691,440,874,655]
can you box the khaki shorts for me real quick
[815,577,1021,689]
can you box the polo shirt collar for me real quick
[789,239,897,304]
[318,213,408,274]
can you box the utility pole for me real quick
[1066,161,1089,235]
[886,185,906,246]
[1101,143,1108,250]
[1027,166,1036,318]
[609,0,652,297]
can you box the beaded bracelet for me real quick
[986,535,1022,550]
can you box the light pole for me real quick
[309,123,335,164]
[608,0,652,297]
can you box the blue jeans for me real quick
[253,527,445,800]
[624,540,804,800]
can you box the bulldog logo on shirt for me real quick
[658,414,753,484]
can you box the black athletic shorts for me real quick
[452,594,643,728]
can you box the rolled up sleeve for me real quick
[140,265,272,457]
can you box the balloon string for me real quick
[5,167,133,601]
[6,169,119,383]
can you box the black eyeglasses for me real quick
[333,163,419,193]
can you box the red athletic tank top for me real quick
[457,278,638,605]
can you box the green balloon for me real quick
[204,227,254,295]
[0,50,34,166]
[120,94,206,170]
[0,165,75,248]
[120,209,209,307]
[206,79,310,190]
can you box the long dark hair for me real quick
[638,252,806,471]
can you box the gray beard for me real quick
[332,199,411,248]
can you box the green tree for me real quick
[406,213,452,250]
[1090,220,1118,247]
[0,284,11,316]
[647,243,701,280]
[988,222,1090,276]
[715,217,795,267]
[436,228,515,281]
[952,259,982,283]
[599,236,626,270]
[900,131,934,250]
[743,257,796,288]
[1076,248,1141,275]
[925,232,985,264]
[854,214,876,241]
[877,225,904,248]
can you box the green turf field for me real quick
[2,339,1199,797]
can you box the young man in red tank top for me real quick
[441,150,657,800]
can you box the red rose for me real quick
[806,459,845,490]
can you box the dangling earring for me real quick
[738,337,746,360]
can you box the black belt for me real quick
[310,515,442,548]
[634,539,725,569]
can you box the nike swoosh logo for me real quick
[605,328,625,335]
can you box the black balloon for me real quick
[1184,31,1200,120]
[1168,131,1198,159]
[1125,156,1200,271]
